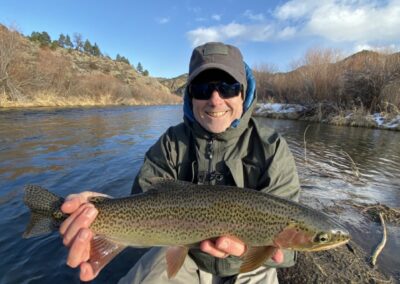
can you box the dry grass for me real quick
[254,47,400,121]
[0,24,181,108]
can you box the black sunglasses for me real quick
[189,82,242,100]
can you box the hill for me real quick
[0,25,181,107]
[157,74,188,96]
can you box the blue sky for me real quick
[1,0,399,78]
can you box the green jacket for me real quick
[131,88,300,276]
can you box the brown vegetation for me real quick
[0,25,181,107]
[254,47,400,121]
[158,74,188,96]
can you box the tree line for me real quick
[28,31,149,76]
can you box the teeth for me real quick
[207,111,227,117]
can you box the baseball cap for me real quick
[187,42,247,94]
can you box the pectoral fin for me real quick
[89,235,126,276]
[165,246,189,279]
[240,246,277,273]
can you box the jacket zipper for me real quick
[205,137,214,182]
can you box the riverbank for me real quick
[0,91,181,108]
[254,103,400,131]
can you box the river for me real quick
[0,105,399,283]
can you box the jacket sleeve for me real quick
[261,136,300,201]
[260,134,301,268]
[131,129,178,195]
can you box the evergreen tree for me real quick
[121,56,130,65]
[65,35,73,49]
[29,31,40,42]
[136,62,144,73]
[57,34,66,48]
[29,31,51,47]
[142,69,149,76]
[116,54,130,64]
[50,40,59,50]
[83,39,92,54]
[92,43,101,56]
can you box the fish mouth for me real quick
[306,238,350,252]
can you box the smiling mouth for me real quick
[206,111,228,117]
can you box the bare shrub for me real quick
[342,51,400,112]
[293,47,344,105]
[255,47,344,108]
[0,25,25,100]
[253,63,277,102]
[255,47,400,118]
[33,49,73,93]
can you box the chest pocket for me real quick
[226,158,263,189]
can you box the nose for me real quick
[208,90,224,105]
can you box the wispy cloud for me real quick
[157,17,170,24]
[243,10,265,21]
[275,0,400,43]
[212,14,221,21]
[274,0,319,20]
[187,22,274,47]
[277,26,297,39]
[187,1,400,48]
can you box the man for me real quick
[60,42,300,283]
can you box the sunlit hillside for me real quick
[0,25,181,107]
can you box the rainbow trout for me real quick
[23,179,350,278]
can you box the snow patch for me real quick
[372,113,400,128]
[256,103,305,114]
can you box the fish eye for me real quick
[315,232,330,243]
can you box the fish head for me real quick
[273,222,350,251]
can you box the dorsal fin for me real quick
[88,196,111,204]
[145,177,194,191]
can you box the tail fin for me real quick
[23,185,66,238]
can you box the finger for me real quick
[66,228,92,268]
[82,242,91,262]
[200,240,228,258]
[215,236,246,257]
[61,191,108,214]
[80,262,96,282]
[62,205,98,247]
[59,204,90,236]
[271,248,284,264]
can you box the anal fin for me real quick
[165,246,189,279]
[89,235,126,276]
[240,246,277,273]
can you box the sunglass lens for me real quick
[219,82,241,99]
[190,82,241,100]
[190,84,211,100]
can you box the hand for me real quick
[200,236,284,263]
[59,191,108,281]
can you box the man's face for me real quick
[192,88,243,134]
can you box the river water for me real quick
[0,105,399,283]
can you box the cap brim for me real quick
[187,63,244,86]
